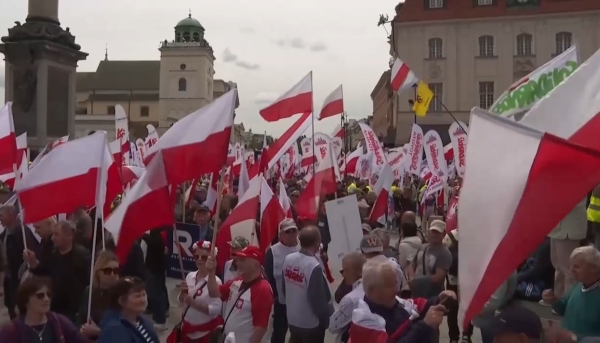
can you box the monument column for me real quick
[0,0,87,151]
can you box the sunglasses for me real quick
[34,291,52,300]
[101,267,120,275]
[194,255,209,261]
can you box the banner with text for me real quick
[166,222,201,278]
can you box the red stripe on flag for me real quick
[391,64,410,91]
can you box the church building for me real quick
[74,13,239,140]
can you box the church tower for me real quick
[158,12,215,131]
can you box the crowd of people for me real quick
[0,173,598,343]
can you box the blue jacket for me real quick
[98,309,160,343]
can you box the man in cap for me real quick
[193,204,213,241]
[361,234,406,294]
[223,236,250,283]
[484,306,543,343]
[265,218,301,343]
[206,246,273,343]
[408,219,452,299]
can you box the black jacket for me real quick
[120,240,148,281]
[0,225,39,281]
[142,228,167,273]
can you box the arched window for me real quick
[178,78,187,92]
[555,32,572,55]
[516,33,533,56]
[478,35,494,57]
[192,32,200,42]
[182,31,191,42]
[175,33,181,42]
[428,38,443,59]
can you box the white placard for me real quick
[325,194,364,279]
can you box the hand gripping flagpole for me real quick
[210,166,227,257]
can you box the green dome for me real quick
[176,14,204,30]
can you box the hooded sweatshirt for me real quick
[397,236,423,268]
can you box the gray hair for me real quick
[362,260,394,291]
[57,220,76,233]
[371,228,390,246]
[570,245,600,269]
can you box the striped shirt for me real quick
[135,321,156,343]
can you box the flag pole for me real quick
[210,166,227,257]
[310,71,316,176]
[436,95,468,133]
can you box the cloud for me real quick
[240,27,255,34]
[254,92,279,105]
[310,42,327,52]
[290,38,306,49]
[236,61,260,70]
[222,48,238,63]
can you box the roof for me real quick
[371,70,391,99]
[176,15,204,31]
[87,93,159,102]
[76,60,160,92]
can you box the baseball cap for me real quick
[429,219,446,233]
[484,306,542,339]
[195,204,210,213]
[361,223,372,233]
[228,236,250,249]
[232,246,264,264]
[279,218,298,232]
[360,234,384,253]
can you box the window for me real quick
[478,36,494,57]
[178,78,187,91]
[428,0,444,8]
[516,33,533,56]
[140,106,149,117]
[107,106,115,115]
[193,32,200,42]
[555,32,572,55]
[428,83,443,112]
[477,0,493,4]
[428,38,443,59]
[182,32,190,42]
[479,82,495,109]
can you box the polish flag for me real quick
[183,180,197,208]
[368,164,393,225]
[51,135,69,149]
[16,133,28,168]
[0,103,17,175]
[115,105,130,154]
[16,132,109,224]
[259,178,286,251]
[203,172,219,215]
[215,177,261,274]
[520,46,600,151]
[109,139,124,167]
[345,145,363,175]
[122,166,145,187]
[318,85,344,120]
[458,108,600,328]
[295,142,338,220]
[331,124,345,139]
[145,89,236,185]
[259,72,313,122]
[250,112,312,178]
[278,178,293,218]
[391,58,419,92]
[238,153,250,198]
[105,151,174,262]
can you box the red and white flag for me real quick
[105,151,173,262]
[368,164,393,225]
[115,105,130,155]
[391,58,418,92]
[260,178,286,250]
[344,145,362,175]
[278,178,293,218]
[16,133,28,168]
[259,72,313,122]
[458,108,600,328]
[318,85,344,120]
[238,152,250,198]
[295,142,337,220]
[0,103,17,175]
[204,172,219,214]
[122,166,145,187]
[358,123,387,175]
[331,124,345,139]
[145,89,236,185]
[16,132,108,224]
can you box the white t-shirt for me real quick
[182,271,223,339]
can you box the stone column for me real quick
[27,0,59,23]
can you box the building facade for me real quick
[74,14,239,140]
[370,70,395,147]
[391,0,600,144]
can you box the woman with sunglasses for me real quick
[0,276,86,342]
[98,276,159,343]
[77,250,120,341]
[176,240,223,343]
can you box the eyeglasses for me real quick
[100,267,120,275]
[194,255,209,261]
[34,291,52,300]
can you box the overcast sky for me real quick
[0,0,400,136]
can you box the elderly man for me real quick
[543,245,600,342]
[282,226,333,343]
[361,234,407,294]
[329,252,367,343]
[24,220,91,321]
[350,260,455,342]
